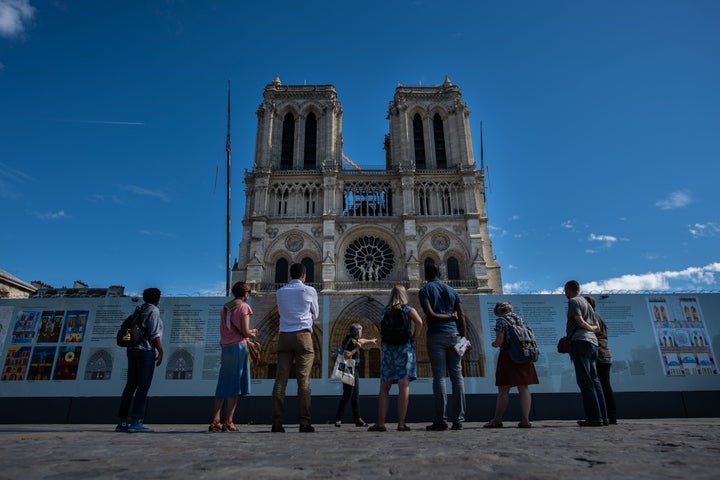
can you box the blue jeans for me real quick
[570,340,608,423]
[118,348,156,421]
[427,333,465,424]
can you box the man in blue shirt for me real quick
[271,263,319,433]
[116,287,164,433]
[419,263,467,431]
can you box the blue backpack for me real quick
[502,313,539,364]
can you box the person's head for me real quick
[388,284,409,309]
[493,301,513,316]
[425,263,439,281]
[564,280,581,298]
[143,287,161,305]
[584,295,596,309]
[231,281,251,300]
[289,263,306,280]
[349,323,363,338]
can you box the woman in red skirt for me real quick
[484,301,539,428]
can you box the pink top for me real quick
[219,302,253,347]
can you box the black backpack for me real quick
[381,307,411,345]
[116,306,147,348]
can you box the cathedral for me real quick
[233,75,502,295]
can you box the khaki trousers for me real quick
[271,330,314,426]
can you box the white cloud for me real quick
[503,280,532,293]
[561,220,574,230]
[689,222,720,238]
[589,233,617,244]
[121,184,170,202]
[0,0,35,38]
[138,229,175,238]
[488,225,507,237]
[32,209,69,220]
[655,190,692,210]
[581,263,720,292]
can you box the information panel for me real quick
[0,293,718,398]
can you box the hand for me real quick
[155,350,163,367]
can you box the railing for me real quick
[250,279,487,293]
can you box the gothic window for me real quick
[269,182,321,218]
[413,113,426,168]
[305,190,315,215]
[344,236,395,281]
[301,257,315,283]
[280,112,295,169]
[415,181,464,216]
[423,258,437,278]
[447,257,460,280]
[304,112,317,169]
[433,113,447,168]
[275,258,289,285]
[342,182,393,216]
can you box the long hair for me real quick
[387,285,408,310]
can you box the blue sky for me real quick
[1,0,718,296]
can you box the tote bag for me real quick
[332,355,356,386]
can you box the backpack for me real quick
[116,306,146,348]
[381,307,411,345]
[503,313,539,364]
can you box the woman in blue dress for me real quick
[368,285,423,432]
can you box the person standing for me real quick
[209,281,257,432]
[271,263,319,433]
[484,301,538,428]
[334,323,376,428]
[419,263,467,431]
[585,295,617,425]
[116,287,164,433]
[368,285,423,432]
[564,280,607,427]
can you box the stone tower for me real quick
[234,76,502,293]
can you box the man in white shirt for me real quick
[271,263,319,433]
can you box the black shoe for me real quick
[271,425,285,433]
[299,424,315,433]
[451,422,463,430]
[426,422,449,431]
[354,420,368,427]
[577,420,604,427]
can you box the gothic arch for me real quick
[165,348,193,380]
[249,305,323,380]
[328,296,384,378]
[83,349,113,380]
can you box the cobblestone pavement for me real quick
[1,419,718,479]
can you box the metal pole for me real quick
[226,81,232,296]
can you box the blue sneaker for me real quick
[115,421,129,432]
[127,420,153,433]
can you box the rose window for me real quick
[344,236,394,281]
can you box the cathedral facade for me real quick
[233,76,502,294]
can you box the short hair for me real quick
[564,280,581,294]
[584,295,596,309]
[289,263,306,280]
[494,301,513,316]
[425,263,439,280]
[143,287,161,305]
[349,323,363,336]
[231,281,251,299]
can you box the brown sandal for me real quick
[208,421,223,432]
[223,421,239,432]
